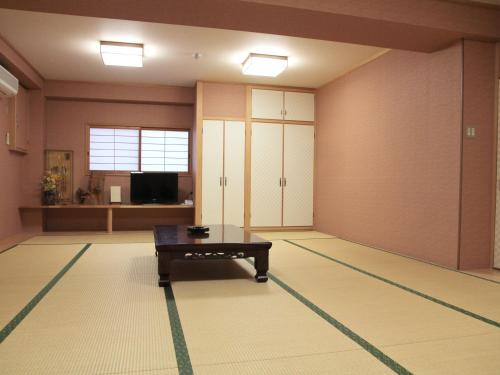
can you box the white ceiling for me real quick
[0,9,387,88]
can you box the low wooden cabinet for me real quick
[19,204,194,233]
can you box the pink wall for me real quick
[0,35,44,245]
[315,44,463,268]
[45,99,194,204]
[0,96,23,240]
[202,83,246,118]
[459,40,497,269]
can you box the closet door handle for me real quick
[224,177,227,186]
[279,178,282,187]
[219,177,222,186]
[283,177,287,187]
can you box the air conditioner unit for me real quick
[0,64,19,97]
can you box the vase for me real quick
[42,191,57,206]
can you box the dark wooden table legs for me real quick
[158,253,171,287]
[254,251,269,282]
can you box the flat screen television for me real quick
[130,172,178,204]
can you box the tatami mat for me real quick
[264,240,500,373]
[1,231,499,374]
[292,238,500,322]
[193,350,392,375]
[170,260,391,372]
[21,231,154,245]
[0,243,177,375]
[464,268,500,283]
[0,244,83,328]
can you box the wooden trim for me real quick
[313,123,317,228]
[203,116,246,121]
[195,81,204,225]
[250,118,315,126]
[492,78,500,267]
[198,80,315,93]
[222,121,226,226]
[281,120,285,227]
[244,86,252,230]
[250,226,314,231]
[20,204,194,209]
[106,207,113,233]
[85,123,191,176]
[247,84,315,93]
[457,39,464,270]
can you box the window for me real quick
[141,129,189,172]
[89,127,139,171]
[88,126,190,173]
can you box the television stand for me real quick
[19,204,194,233]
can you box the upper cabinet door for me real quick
[223,121,245,227]
[251,89,283,120]
[201,120,224,225]
[284,91,315,122]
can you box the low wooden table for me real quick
[153,224,272,286]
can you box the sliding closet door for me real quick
[202,120,223,225]
[251,122,283,227]
[223,121,245,227]
[283,124,314,226]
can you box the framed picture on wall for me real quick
[45,150,73,203]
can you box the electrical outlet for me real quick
[466,127,476,138]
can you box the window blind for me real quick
[89,127,139,171]
[141,130,189,172]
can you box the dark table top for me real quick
[153,224,271,251]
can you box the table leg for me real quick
[254,251,269,282]
[106,207,113,233]
[158,252,171,287]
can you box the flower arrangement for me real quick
[41,171,62,192]
[41,171,63,205]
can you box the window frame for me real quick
[85,124,192,176]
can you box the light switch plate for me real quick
[466,127,476,138]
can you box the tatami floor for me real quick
[0,231,499,374]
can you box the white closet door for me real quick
[223,121,245,227]
[202,120,224,225]
[251,89,283,120]
[251,123,283,227]
[284,91,315,122]
[283,124,314,226]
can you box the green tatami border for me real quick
[0,243,92,344]
[294,237,500,285]
[285,240,500,329]
[164,285,194,375]
[244,259,413,375]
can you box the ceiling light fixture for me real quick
[100,41,144,67]
[242,53,288,77]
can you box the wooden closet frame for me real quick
[195,81,316,231]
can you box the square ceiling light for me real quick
[100,41,143,67]
[242,53,288,77]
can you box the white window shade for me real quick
[89,128,139,171]
[141,130,189,172]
